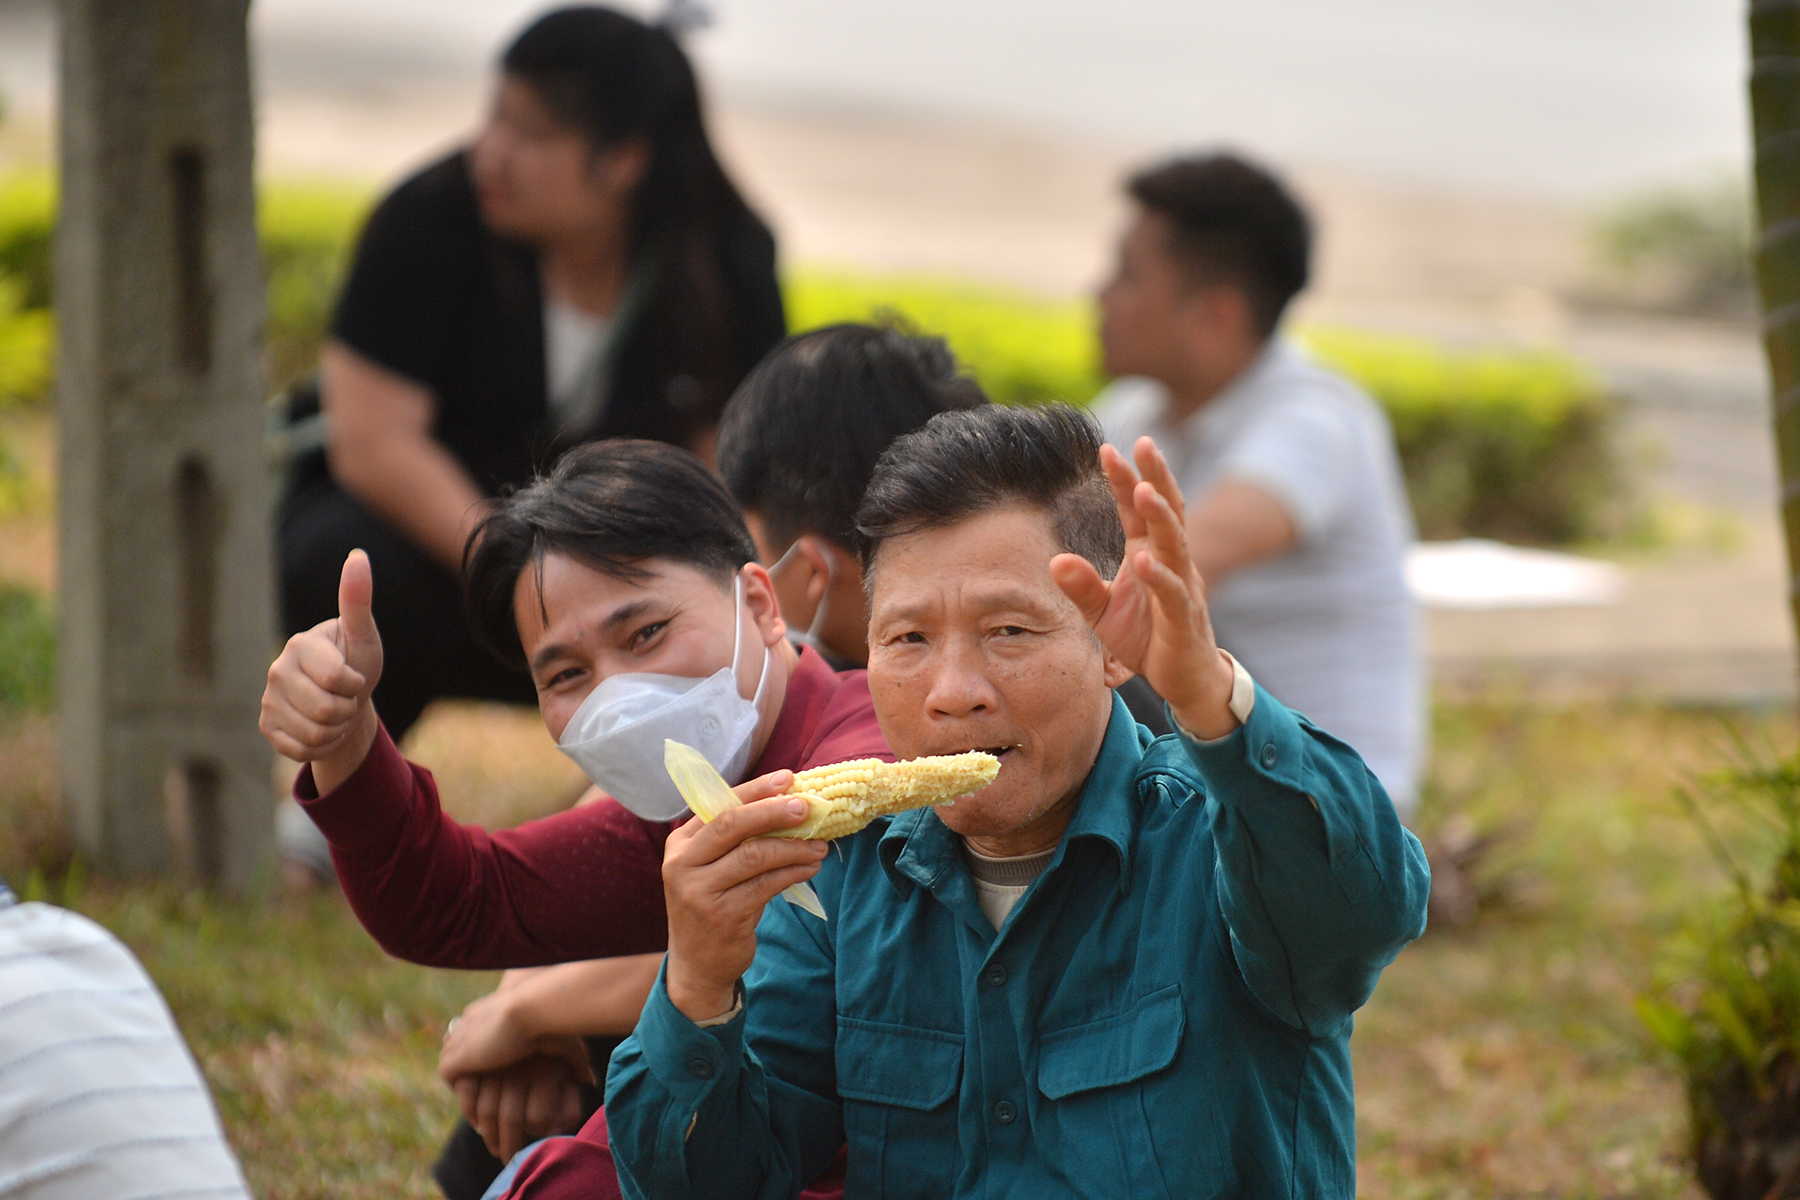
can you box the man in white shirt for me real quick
[0,876,253,1200]
[1092,153,1424,813]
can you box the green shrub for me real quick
[1592,176,1753,317]
[0,277,50,412]
[0,172,371,403]
[0,173,55,413]
[1300,328,1620,544]
[0,583,54,712]
[257,183,370,393]
[0,171,54,309]
[787,272,1105,407]
[1638,748,1800,1198]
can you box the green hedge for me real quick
[788,273,1104,407]
[795,274,1621,544]
[0,174,54,410]
[1302,329,1617,544]
[0,174,1621,544]
[0,583,54,712]
[0,172,368,403]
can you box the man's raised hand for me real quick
[1050,436,1238,739]
[259,549,386,793]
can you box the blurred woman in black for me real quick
[278,5,785,742]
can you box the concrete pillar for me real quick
[56,0,273,889]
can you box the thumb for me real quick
[336,550,381,664]
[1050,552,1109,627]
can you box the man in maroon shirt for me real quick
[261,440,883,1198]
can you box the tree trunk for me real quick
[1754,0,1800,681]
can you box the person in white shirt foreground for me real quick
[1092,152,1424,815]
[0,876,253,1200]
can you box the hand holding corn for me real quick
[665,741,1000,919]
[659,749,1003,1021]
[659,773,832,1023]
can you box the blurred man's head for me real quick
[717,323,989,666]
[1099,154,1311,406]
[465,440,791,744]
[855,405,1130,853]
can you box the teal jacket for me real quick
[607,689,1430,1198]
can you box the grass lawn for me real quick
[0,698,1782,1199]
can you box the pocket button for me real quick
[993,1100,1017,1124]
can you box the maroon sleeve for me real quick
[296,725,672,969]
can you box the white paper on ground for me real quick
[1405,539,1626,610]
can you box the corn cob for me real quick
[779,752,1001,840]
[663,740,1000,920]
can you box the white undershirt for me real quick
[963,846,1056,930]
[544,300,610,426]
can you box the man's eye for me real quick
[544,667,582,689]
[899,631,928,645]
[996,626,1027,637]
[629,621,668,650]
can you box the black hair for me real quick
[1127,153,1311,339]
[855,404,1124,583]
[501,6,766,422]
[716,323,989,553]
[464,439,757,666]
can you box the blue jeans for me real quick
[478,1137,572,1200]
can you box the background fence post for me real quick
[55,0,274,889]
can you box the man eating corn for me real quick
[606,403,1431,1199]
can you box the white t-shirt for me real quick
[0,900,253,1200]
[1093,340,1425,811]
[543,300,611,431]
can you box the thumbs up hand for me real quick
[261,550,386,794]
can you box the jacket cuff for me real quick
[637,960,745,1106]
[293,722,418,854]
[1177,682,1312,802]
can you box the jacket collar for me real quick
[879,692,1148,899]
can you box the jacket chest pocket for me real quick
[1037,985,1211,1200]
[837,1016,962,1199]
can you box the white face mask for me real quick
[770,539,832,656]
[557,575,772,822]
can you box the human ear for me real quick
[1197,284,1256,343]
[594,137,651,198]
[739,563,789,646]
[1101,651,1135,690]
[793,538,834,607]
